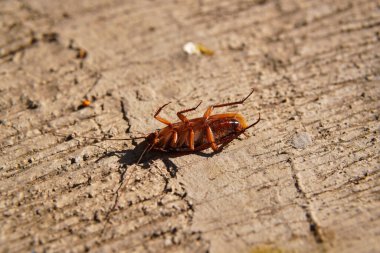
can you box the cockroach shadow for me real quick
[119,140,165,167]
[94,140,154,167]
[96,139,216,177]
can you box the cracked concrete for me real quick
[288,157,324,246]
[1,0,380,253]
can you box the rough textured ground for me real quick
[0,0,379,252]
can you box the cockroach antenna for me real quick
[54,132,147,142]
[136,143,153,164]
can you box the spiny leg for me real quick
[177,101,202,122]
[203,89,254,119]
[189,128,195,150]
[154,102,172,125]
[170,130,178,147]
[192,133,234,152]
[206,125,218,151]
[243,113,261,131]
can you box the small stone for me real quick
[94,211,102,222]
[292,132,313,149]
[183,42,200,55]
[65,133,76,141]
[42,32,59,43]
[26,99,40,109]
[71,156,80,164]
[83,154,90,161]
[87,192,94,198]
[76,48,87,59]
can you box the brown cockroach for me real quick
[58,90,260,163]
[136,89,260,163]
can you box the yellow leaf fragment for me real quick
[196,43,214,56]
[183,42,214,56]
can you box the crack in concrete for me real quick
[162,158,179,178]
[287,157,325,247]
[101,164,137,237]
[120,100,132,133]
[0,31,37,59]
[84,73,102,99]
[94,117,107,138]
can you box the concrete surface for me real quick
[0,0,379,252]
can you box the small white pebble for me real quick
[183,42,200,55]
[292,132,313,149]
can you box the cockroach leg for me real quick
[189,128,195,150]
[243,113,261,131]
[216,136,236,152]
[136,143,153,164]
[203,89,255,119]
[170,131,178,147]
[203,106,213,119]
[212,89,254,109]
[154,102,172,125]
[206,125,218,151]
[177,101,202,122]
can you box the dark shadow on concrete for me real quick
[95,139,219,174]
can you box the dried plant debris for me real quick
[76,48,87,59]
[81,99,91,107]
[78,99,91,110]
[183,42,214,56]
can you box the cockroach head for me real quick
[146,132,158,144]
[136,131,158,164]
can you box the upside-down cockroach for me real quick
[134,89,260,163]
[60,90,260,163]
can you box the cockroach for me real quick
[135,89,260,163]
[60,90,260,163]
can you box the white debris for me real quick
[183,42,201,55]
[183,42,214,56]
[292,132,313,149]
